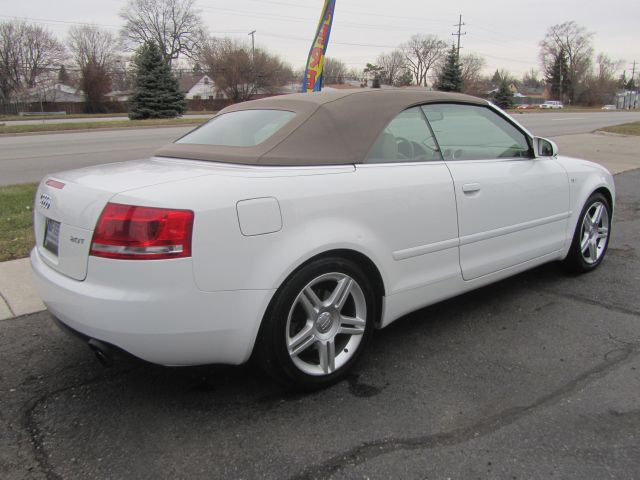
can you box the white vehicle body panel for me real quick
[446,157,569,279]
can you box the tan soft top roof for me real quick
[155,89,488,166]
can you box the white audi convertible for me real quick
[31,90,614,389]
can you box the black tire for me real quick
[254,257,377,390]
[562,192,611,273]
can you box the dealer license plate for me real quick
[44,218,60,256]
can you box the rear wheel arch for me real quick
[265,248,386,328]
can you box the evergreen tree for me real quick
[491,69,501,86]
[372,75,381,88]
[494,80,515,109]
[435,45,463,92]
[626,77,637,91]
[395,70,413,87]
[128,41,186,119]
[545,49,571,101]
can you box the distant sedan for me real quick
[31,90,615,389]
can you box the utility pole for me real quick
[452,15,466,57]
[248,30,256,59]
[631,60,637,88]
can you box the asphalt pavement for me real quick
[1,111,640,185]
[1,168,639,479]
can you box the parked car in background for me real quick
[31,90,615,389]
[540,101,564,109]
[601,105,617,110]
[516,104,531,110]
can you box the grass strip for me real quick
[0,184,37,262]
[0,117,207,134]
[600,121,640,136]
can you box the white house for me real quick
[179,74,227,100]
[22,83,85,103]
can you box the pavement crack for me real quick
[0,290,16,317]
[535,288,640,318]
[289,342,640,480]
[19,368,135,480]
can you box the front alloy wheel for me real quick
[256,257,376,390]
[563,192,612,272]
[578,201,610,265]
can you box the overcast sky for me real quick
[2,0,639,78]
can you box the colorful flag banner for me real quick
[302,0,336,92]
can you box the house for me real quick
[104,90,132,102]
[178,74,227,100]
[21,83,85,103]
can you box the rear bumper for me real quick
[31,248,274,366]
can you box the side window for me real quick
[421,104,531,161]
[366,107,442,163]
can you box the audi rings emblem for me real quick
[40,193,52,210]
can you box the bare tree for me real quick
[459,53,486,95]
[68,25,120,112]
[323,57,348,84]
[68,25,118,71]
[197,37,292,101]
[400,34,447,87]
[522,68,543,89]
[377,50,406,86]
[540,21,594,104]
[119,0,205,64]
[0,20,65,102]
[579,53,623,105]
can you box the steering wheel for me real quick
[396,137,414,159]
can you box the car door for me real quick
[422,103,570,280]
[356,106,461,301]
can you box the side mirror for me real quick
[533,137,558,157]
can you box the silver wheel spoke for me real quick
[592,204,604,225]
[300,287,323,317]
[318,340,336,374]
[328,277,353,310]
[338,315,366,335]
[580,234,590,253]
[588,239,597,262]
[583,214,593,229]
[288,324,316,356]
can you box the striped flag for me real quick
[302,0,336,92]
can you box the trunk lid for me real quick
[34,158,217,281]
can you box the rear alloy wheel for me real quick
[563,192,611,272]
[256,258,375,390]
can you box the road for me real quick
[2,168,639,479]
[1,111,639,186]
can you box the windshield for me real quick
[177,109,296,147]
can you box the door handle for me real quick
[462,183,481,193]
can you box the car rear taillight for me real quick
[90,203,194,260]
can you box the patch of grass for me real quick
[600,122,640,136]
[0,111,217,121]
[0,113,126,121]
[0,184,37,262]
[0,117,207,134]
